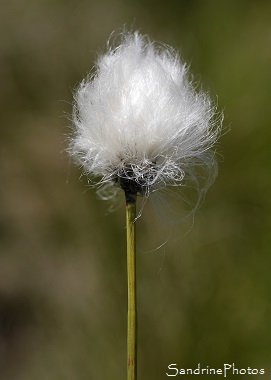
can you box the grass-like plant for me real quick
[68,31,222,380]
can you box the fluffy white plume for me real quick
[69,31,222,205]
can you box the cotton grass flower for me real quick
[70,31,222,209]
[68,31,222,380]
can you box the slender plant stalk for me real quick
[126,195,137,380]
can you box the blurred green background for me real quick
[1,0,271,379]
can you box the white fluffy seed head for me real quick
[69,31,222,207]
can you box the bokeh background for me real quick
[1,0,271,379]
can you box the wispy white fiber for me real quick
[69,31,222,209]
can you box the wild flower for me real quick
[69,31,222,211]
[68,31,223,380]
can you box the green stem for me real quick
[126,196,137,380]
